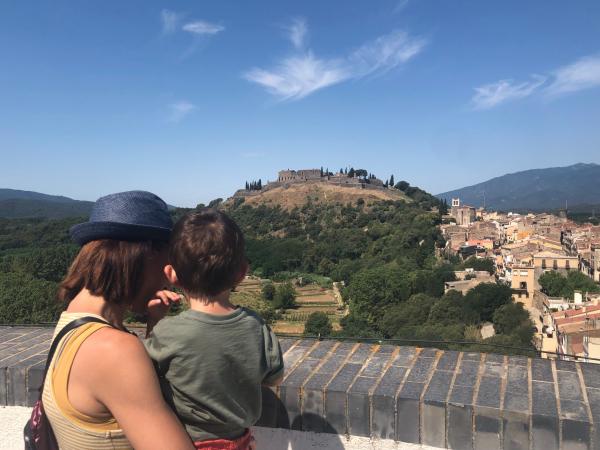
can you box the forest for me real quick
[0,188,535,355]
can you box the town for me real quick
[442,198,600,362]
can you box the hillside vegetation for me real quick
[0,182,533,355]
[230,181,411,210]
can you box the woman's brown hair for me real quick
[59,239,166,304]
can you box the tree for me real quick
[395,180,410,191]
[304,312,333,337]
[346,265,412,328]
[208,198,223,208]
[538,271,567,297]
[261,282,276,301]
[464,283,512,323]
[273,282,297,309]
[0,272,62,323]
[460,256,495,274]
[245,181,249,190]
[493,302,531,335]
[380,293,436,338]
[348,168,355,178]
[389,174,395,186]
[355,169,368,178]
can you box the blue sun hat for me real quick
[70,191,173,246]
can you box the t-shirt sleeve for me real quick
[262,324,284,384]
[142,323,173,377]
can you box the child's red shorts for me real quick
[193,429,254,450]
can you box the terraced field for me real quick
[232,277,346,334]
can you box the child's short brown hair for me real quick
[169,208,246,298]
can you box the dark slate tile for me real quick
[371,366,406,440]
[532,382,559,450]
[406,356,436,383]
[554,359,577,373]
[424,370,453,405]
[396,382,425,444]
[360,353,392,378]
[283,357,321,388]
[448,403,474,450]
[6,366,27,406]
[391,347,417,367]
[454,360,480,387]
[532,381,558,418]
[348,376,378,437]
[559,399,589,422]
[437,351,459,371]
[556,370,583,403]
[474,413,501,450]
[503,415,529,450]
[279,338,297,355]
[347,344,374,364]
[581,363,600,389]
[302,373,333,432]
[561,419,592,450]
[450,384,475,406]
[482,354,505,378]
[378,344,396,354]
[0,367,6,405]
[476,376,501,409]
[419,348,438,358]
[422,371,453,448]
[325,363,363,435]
[327,363,363,393]
[508,355,528,367]
[504,366,529,413]
[306,340,337,360]
[462,352,482,361]
[531,358,554,382]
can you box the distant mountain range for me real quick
[436,163,600,212]
[0,189,93,219]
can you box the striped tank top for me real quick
[42,312,132,450]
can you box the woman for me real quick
[43,191,195,450]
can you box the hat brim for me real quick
[70,221,171,246]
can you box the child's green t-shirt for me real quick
[143,307,284,441]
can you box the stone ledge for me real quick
[2,326,599,450]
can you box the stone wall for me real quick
[2,326,599,449]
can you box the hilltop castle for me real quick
[233,168,388,199]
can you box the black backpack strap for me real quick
[38,317,113,395]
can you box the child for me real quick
[144,209,284,449]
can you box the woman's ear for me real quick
[164,265,180,286]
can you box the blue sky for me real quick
[1,0,600,207]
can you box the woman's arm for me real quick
[89,330,195,450]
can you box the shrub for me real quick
[304,312,333,337]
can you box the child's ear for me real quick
[164,264,180,286]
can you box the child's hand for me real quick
[147,290,181,325]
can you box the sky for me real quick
[1,0,600,207]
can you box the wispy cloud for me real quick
[393,0,410,14]
[472,53,600,110]
[349,30,427,78]
[545,54,600,97]
[167,101,196,123]
[286,17,308,50]
[160,9,181,35]
[182,21,225,35]
[244,22,427,101]
[472,75,546,110]
[245,53,349,101]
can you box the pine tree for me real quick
[320,166,324,177]
[390,174,394,187]
[258,179,262,190]
[245,181,249,190]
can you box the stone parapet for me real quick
[2,327,599,449]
